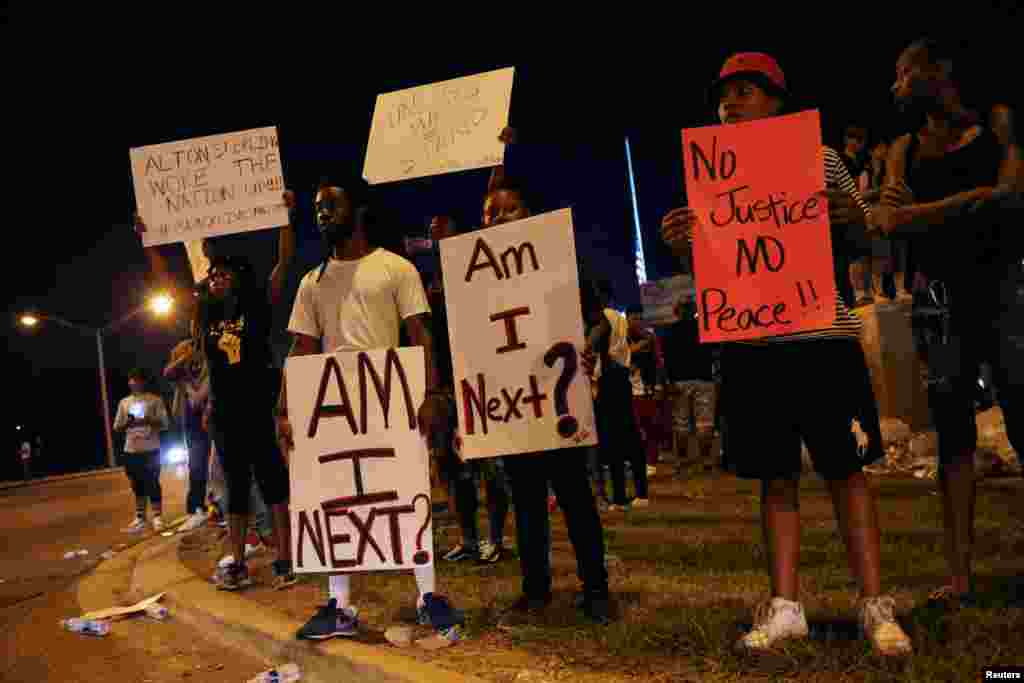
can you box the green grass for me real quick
[181,471,1024,682]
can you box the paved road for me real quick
[0,467,270,682]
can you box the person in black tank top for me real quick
[880,38,1023,608]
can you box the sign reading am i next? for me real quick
[131,126,288,247]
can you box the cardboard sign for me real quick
[363,68,515,184]
[131,127,287,247]
[639,274,695,327]
[286,348,433,574]
[682,110,836,342]
[440,208,598,460]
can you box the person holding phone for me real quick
[113,368,170,533]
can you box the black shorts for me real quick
[721,338,883,481]
[212,367,289,513]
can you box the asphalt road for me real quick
[0,468,270,683]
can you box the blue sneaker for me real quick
[296,599,359,640]
[416,594,465,631]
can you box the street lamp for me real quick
[17,294,175,469]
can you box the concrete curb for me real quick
[0,467,123,491]
[78,532,486,683]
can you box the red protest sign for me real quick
[682,110,835,343]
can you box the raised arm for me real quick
[268,191,298,306]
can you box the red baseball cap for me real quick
[709,52,788,104]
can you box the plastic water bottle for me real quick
[61,618,111,637]
[247,663,301,682]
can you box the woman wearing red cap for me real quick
[661,52,913,656]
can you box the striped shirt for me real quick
[740,146,867,345]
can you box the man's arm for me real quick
[404,314,440,393]
[268,192,298,306]
[276,333,322,419]
[112,400,128,433]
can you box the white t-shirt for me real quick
[288,249,431,352]
[604,308,631,369]
[114,393,169,453]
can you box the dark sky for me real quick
[3,11,1019,472]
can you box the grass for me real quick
[179,465,1024,682]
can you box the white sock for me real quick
[328,574,351,609]
[414,566,436,607]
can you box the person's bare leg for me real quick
[829,472,882,597]
[940,452,976,595]
[228,514,247,566]
[763,477,801,600]
[270,503,291,564]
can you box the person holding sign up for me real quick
[277,174,462,643]
[661,53,912,657]
[479,138,612,626]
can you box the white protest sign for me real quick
[286,347,433,574]
[363,67,515,185]
[130,127,287,247]
[639,274,695,326]
[440,208,598,460]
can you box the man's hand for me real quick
[276,415,294,463]
[881,180,914,209]
[661,206,699,251]
[283,190,296,211]
[417,394,449,442]
[201,411,210,433]
[581,349,597,377]
[499,127,517,145]
[133,211,147,237]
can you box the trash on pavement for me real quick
[63,552,77,560]
[144,604,169,621]
[161,531,174,537]
[100,551,116,560]
[246,662,301,682]
[77,549,89,557]
[416,626,461,650]
[80,593,166,622]
[384,626,414,647]
[61,618,110,636]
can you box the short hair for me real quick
[127,367,151,386]
[907,38,957,75]
[317,173,372,209]
[485,174,532,211]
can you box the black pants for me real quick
[185,421,210,514]
[597,366,648,503]
[505,449,608,600]
[213,369,289,516]
[124,450,162,507]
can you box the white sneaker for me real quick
[152,516,165,532]
[178,511,206,533]
[736,597,809,652]
[124,516,146,534]
[858,596,913,656]
[244,542,266,558]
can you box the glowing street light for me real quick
[19,314,39,327]
[149,293,174,317]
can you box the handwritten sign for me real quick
[286,347,433,574]
[440,208,598,460]
[682,110,835,342]
[131,127,287,247]
[640,275,695,326]
[363,68,515,185]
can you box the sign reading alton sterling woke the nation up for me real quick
[131,126,288,247]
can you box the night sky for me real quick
[4,11,1020,476]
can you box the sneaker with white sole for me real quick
[478,541,503,564]
[736,597,809,652]
[178,511,206,533]
[858,596,913,656]
[152,516,165,532]
[296,599,359,640]
[443,545,478,562]
[123,516,147,534]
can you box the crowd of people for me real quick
[120,38,1020,658]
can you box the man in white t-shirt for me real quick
[276,175,460,644]
[19,441,32,481]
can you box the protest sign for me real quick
[440,208,597,460]
[639,274,695,326]
[363,67,514,185]
[682,110,835,342]
[286,347,433,574]
[131,127,287,247]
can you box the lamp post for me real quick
[18,293,174,469]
